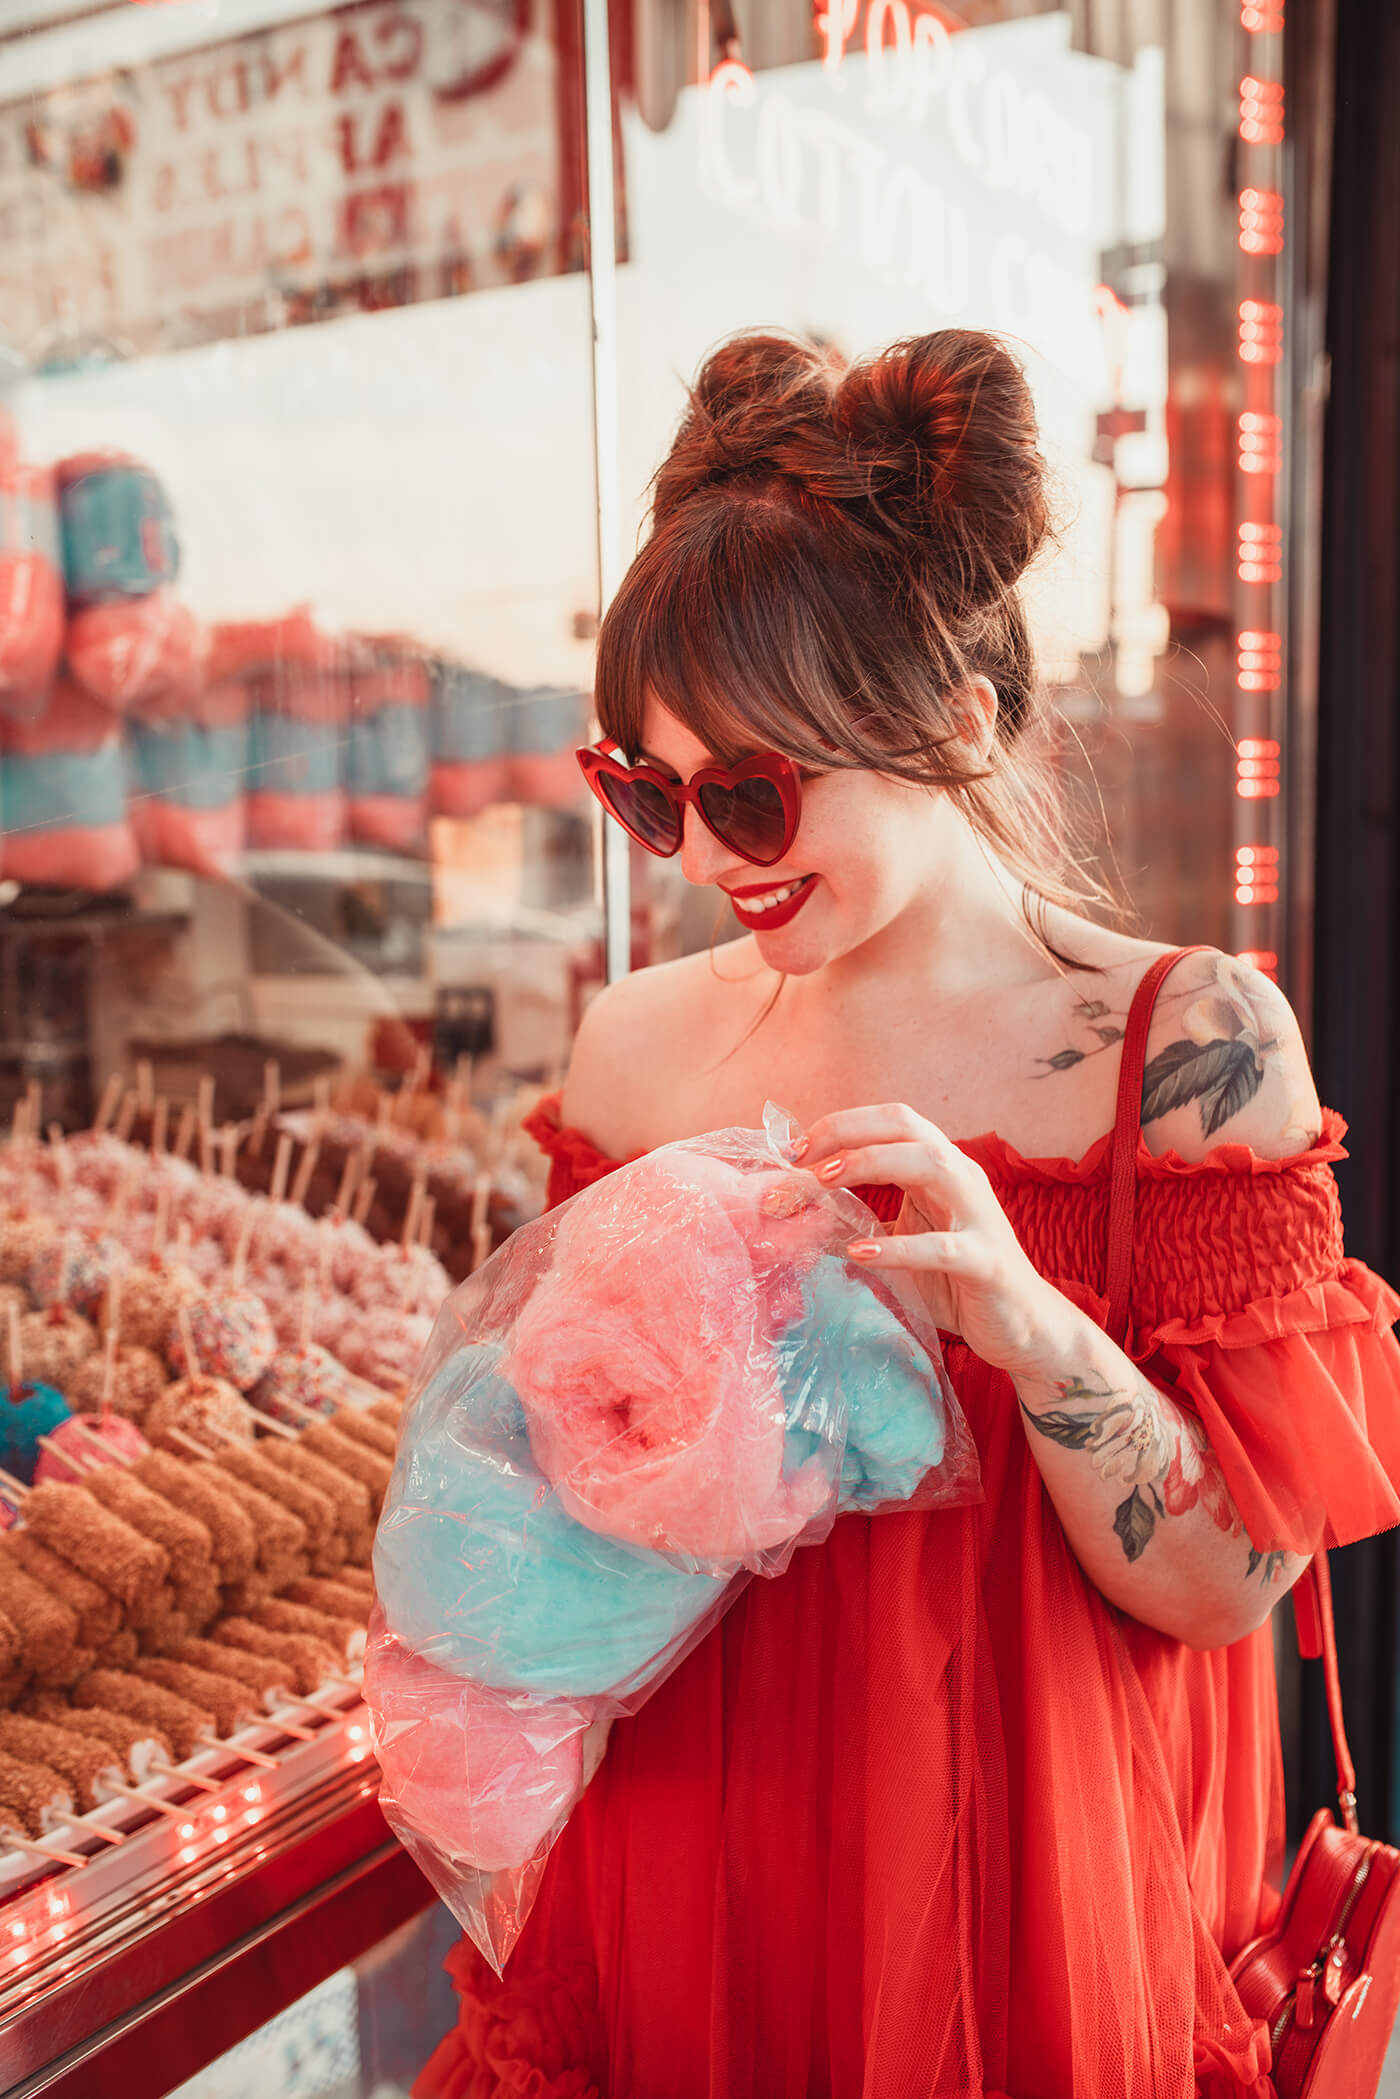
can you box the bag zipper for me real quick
[1270,1849,1375,2052]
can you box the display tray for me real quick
[0,1706,433,2099]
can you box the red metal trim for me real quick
[3,1793,432,2099]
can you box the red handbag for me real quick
[1227,1556,1400,2097]
[1106,953,1400,2097]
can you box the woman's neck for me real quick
[798,830,1066,1023]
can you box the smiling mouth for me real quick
[724,874,817,928]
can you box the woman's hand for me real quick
[797,1103,1068,1377]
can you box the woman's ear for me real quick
[955,677,999,765]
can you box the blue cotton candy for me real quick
[779,1258,945,1511]
[375,1354,726,1701]
[0,1381,71,1487]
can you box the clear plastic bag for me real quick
[367,1105,981,1970]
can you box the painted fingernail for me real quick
[817,1156,845,1182]
[847,1239,881,1261]
[788,1136,809,1162]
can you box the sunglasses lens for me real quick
[697,775,789,864]
[599,772,680,854]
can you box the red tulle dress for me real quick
[415,1069,1400,2099]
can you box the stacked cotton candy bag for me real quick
[0,419,64,721]
[58,451,202,716]
[347,638,429,850]
[232,610,350,851]
[368,1105,980,1971]
[429,661,511,817]
[1,675,139,890]
[126,670,248,878]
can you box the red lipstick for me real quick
[724,874,817,931]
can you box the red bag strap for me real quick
[1100,946,1360,1833]
[1292,1553,1360,1832]
[1103,946,1211,1348]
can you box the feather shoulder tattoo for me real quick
[1032,953,1311,1142]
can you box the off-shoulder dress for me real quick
[415,968,1400,2099]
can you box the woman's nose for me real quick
[678,801,734,888]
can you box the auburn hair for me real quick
[594,328,1125,966]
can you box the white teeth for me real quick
[739,878,807,914]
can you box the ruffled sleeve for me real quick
[1119,1115,1400,1557]
[1137,1259,1400,1557]
[522,1092,638,1210]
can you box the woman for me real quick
[417,331,1400,2098]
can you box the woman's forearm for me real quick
[1011,1293,1306,1648]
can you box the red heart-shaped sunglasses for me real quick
[576,739,803,867]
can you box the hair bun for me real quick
[653,334,851,525]
[836,332,1049,605]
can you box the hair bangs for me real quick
[595,502,861,769]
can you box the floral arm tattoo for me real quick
[1018,1372,1289,1586]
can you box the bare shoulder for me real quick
[560,942,768,1160]
[1136,948,1323,1162]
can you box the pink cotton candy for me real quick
[366,1631,594,1875]
[504,1149,834,1565]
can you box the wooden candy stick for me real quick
[168,1427,216,1462]
[263,1386,318,1429]
[418,1195,436,1254]
[268,1709,317,1742]
[248,1104,269,1161]
[71,1415,129,1467]
[151,1760,221,1793]
[469,1172,493,1276]
[114,1091,138,1145]
[108,1163,137,1237]
[220,1126,239,1180]
[173,1105,197,1163]
[25,1081,41,1136]
[37,1431,95,1475]
[1,1826,88,1868]
[56,1810,125,1847]
[293,1692,354,1718]
[332,1150,359,1221]
[8,1301,23,1391]
[264,1061,281,1118]
[0,1470,27,1510]
[177,1306,202,1382]
[204,1733,278,1770]
[401,1173,426,1251]
[94,1073,125,1135]
[290,1139,320,1213]
[351,1176,376,1228]
[231,1209,255,1291]
[269,1134,294,1208]
[102,1778,187,1821]
[100,1324,118,1428]
[47,1126,73,1197]
[150,1097,169,1158]
[197,1075,215,1133]
[198,1125,214,1178]
[136,1060,155,1113]
[253,1411,297,1443]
